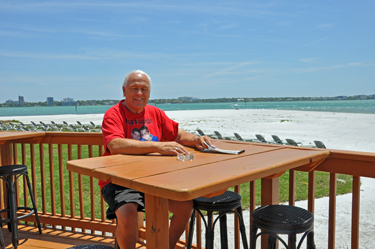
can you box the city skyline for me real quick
[3,93,375,106]
[1,1,375,102]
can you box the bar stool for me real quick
[250,205,315,249]
[187,191,248,249]
[0,165,42,248]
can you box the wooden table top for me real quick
[67,140,330,201]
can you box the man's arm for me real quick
[107,137,191,155]
[175,128,215,151]
[107,128,215,155]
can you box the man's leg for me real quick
[115,203,139,249]
[168,200,194,249]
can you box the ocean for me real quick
[0,100,375,117]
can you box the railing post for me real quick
[261,177,279,249]
[328,173,337,249]
[352,176,360,249]
[0,142,13,166]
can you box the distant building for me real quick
[47,97,54,106]
[62,97,76,106]
[18,96,24,106]
[104,101,115,105]
[5,99,15,104]
[336,95,348,100]
[358,95,367,100]
[178,96,201,102]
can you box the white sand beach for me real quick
[2,108,375,248]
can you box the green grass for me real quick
[15,143,354,218]
[15,143,103,219]
[229,170,353,209]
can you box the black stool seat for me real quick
[253,205,313,233]
[193,190,242,211]
[0,165,28,176]
[187,191,248,249]
[0,164,42,249]
[250,205,315,249]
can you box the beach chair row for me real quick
[195,128,326,148]
[0,121,102,132]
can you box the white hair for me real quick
[122,70,152,90]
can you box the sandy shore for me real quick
[2,108,375,248]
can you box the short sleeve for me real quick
[158,108,179,141]
[102,106,126,154]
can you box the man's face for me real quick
[132,131,141,140]
[140,129,151,141]
[123,73,150,114]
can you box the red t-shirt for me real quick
[99,100,179,188]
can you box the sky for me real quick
[0,1,374,103]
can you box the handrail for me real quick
[0,132,374,249]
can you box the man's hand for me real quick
[156,141,191,155]
[194,136,215,150]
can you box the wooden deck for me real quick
[1,132,375,249]
[1,225,147,249]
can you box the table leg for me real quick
[145,194,169,249]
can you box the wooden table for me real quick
[0,131,46,166]
[67,140,330,249]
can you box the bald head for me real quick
[123,70,152,90]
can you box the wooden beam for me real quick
[145,194,170,249]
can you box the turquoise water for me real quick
[0,100,375,117]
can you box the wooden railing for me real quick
[0,132,374,249]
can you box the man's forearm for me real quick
[107,138,160,155]
[175,128,199,147]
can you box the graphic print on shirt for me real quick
[139,125,159,141]
[127,117,159,142]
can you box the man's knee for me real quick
[116,203,139,225]
[169,200,193,216]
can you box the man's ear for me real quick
[122,86,126,98]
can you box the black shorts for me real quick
[101,183,145,220]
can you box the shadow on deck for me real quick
[1,225,146,249]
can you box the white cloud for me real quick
[218,23,239,30]
[303,36,330,47]
[294,62,374,73]
[300,57,318,63]
[316,23,334,30]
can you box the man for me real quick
[100,70,214,249]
